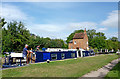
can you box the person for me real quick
[36,45,40,51]
[23,44,32,64]
[30,48,33,52]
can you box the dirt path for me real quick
[82,58,120,78]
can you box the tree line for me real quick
[1,18,67,52]
[66,29,119,52]
[0,18,119,52]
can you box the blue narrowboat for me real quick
[2,49,92,68]
[35,51,77,63]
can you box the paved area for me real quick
[82,58,120,78]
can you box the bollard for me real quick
[47,59,50,63]
[74,58,77,60]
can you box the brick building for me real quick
[68,28,89,50]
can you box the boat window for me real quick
[51,53,57,60]
[71,53,75,58]
[61,53,65,59]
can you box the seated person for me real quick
[36,45,40,51]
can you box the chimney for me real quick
[84,28,86,34]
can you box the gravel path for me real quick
[82,58,120,78]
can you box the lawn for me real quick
[2,54,118,77]
[0,54,2,57]
[105,62,120,78]
[0,53,4,57]
[0,54,2,79]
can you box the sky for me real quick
[0,2,118,40]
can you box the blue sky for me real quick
[1,2,118,40]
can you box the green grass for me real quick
[2,54,118,77]
[0,53,4,57]
[0,54,2,78]
[105,62,120,78]
[0,54,2,57]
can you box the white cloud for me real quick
[0,4,28,22]
[27,22,97,35]
[27,22,98,40]
[27,23,68,39]
[97,28,107,32]
[68,22,97,30]
[1,3,117,40]
[105,32,118,39]
[101,10,118,27]
[28,24,63,32]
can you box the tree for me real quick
[118,42,120,50]
[2,21,30,52]
[87,29,96,47]
[96,32,107,39]
[0,18,7,53]
[66,30,84,43]
[1,18,68,52]
[66,29,114,51]
[2,18,118,52]
[109,37,118,42]
[90,36,107,49]
[0,17,7,27]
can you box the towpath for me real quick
[82,58,120,78]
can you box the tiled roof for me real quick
[73,33,84,39]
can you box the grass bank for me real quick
[0,54,2,57]
[105,62,120,78]
[2,54,118,77]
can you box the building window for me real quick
[87,42,88,44]
[74,41,76,44]
[51,54,57,60]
